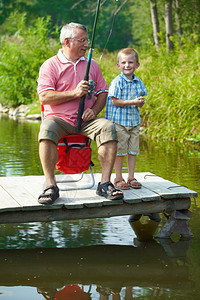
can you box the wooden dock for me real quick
[0,172,197,235]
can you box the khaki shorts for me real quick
[115,123,140,156]
[38,116,117,148]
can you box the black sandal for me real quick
[38,185,59,205]
[96,181,124,200]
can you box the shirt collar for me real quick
[120,72,139,82]
[57,49,86,64]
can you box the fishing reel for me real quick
[88,80,96,99]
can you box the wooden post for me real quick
[156,210,193,239]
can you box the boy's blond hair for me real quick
[117,48,139,63]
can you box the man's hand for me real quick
[74,80,89,98]
[82,108,96,122]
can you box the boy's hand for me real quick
[136,96,145,107]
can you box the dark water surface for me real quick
[0,114,200,299]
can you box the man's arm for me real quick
[39,80,89,105]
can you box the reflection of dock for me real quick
[0,242,193,289]
[0,172,197,234]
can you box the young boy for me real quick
[105,48,147,190]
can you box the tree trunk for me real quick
[165,0,173,52]
[174,0,183,45]
[150,0,160,50]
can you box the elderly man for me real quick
[37,22,123,204]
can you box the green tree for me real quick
[0,0,135,51]
[129,0,153,48]
[0,12,59,107]
[0,0,36,34]
[150,0,160,50]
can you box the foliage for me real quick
[0,0,36,33]
[0,5,199,142]
[0,0,200,51]
[94,37,200,143]
[94,0,135,51]
[128,0,153,47]
[136,38,200,143]
[177,0,200,38]
[0,12,59,107]
[0,0,134,51]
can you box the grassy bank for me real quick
[96,41,200,144]
[1,14,199,144]
[28,42,199,144]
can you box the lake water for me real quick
[0,114,200,299]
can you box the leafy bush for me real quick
[138,39,200,142]
[94,38,200,143]
[0,14,199,143]
[0,11,59,107]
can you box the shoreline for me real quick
[0,103,41,121]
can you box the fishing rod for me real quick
[76,0,101,132]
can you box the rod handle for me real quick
[76,95,86,131]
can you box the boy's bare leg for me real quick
[127,154,142,188]
[127,153,136,180]
[114,155,125,181]
[114,155,130,189]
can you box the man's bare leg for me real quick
[39,139,58,201]
[98,140,123,197]
[98,140,117,183]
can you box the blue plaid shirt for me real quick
[105,73,147,126]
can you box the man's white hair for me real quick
[60,22,87,45]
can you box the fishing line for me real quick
[99,11,116,61]
[99,0,128,61]
[76,0,101,131]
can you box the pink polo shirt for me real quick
[37,49,108,126]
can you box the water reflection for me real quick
[0,214,200,298]
[0,115,42,176]
[0,114,200,299]
[0,240,195,298]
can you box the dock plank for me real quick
[56,174,124,207]
[12,175,85,210]
[118,189,142,204]
[62,188,105,208]
[124,186,161,202]
[141,182,196,199]
[0,172,197,225]
[0,186,21,211]
[132,172,198,199]
[95,173,162,202]
[0,176,58,211]
[60,187,124,208]
[16,176,63,210]
[0,177,37,207]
